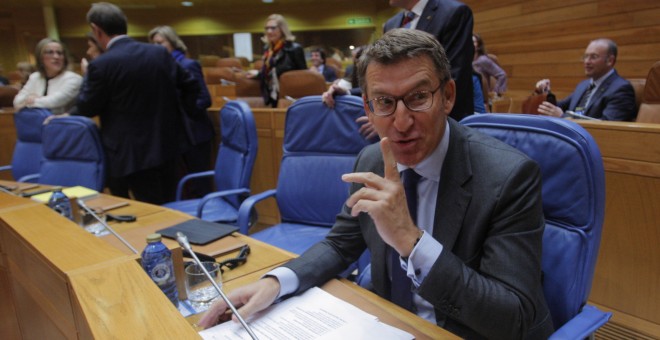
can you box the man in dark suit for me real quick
[76,2,198,204]
[384,0,474,121]
[536,38,636,121]
[199,29,553,339]
[309,48,338,83]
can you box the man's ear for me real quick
[362,95,374,123]
[442,79,456,113]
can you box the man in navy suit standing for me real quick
[76,2,199,204]
[536,38,636,121]
[384,0,474,121]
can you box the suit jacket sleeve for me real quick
[184,59,211,111]
[76,61,109,117]
[175,61,202,118]
[600,80,636,121]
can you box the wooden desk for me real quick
[2,190,457,339]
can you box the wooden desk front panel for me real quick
[578,121,660,335]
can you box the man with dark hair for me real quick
[199,29,553,339]
[309,48,337,82]
[76,2,198,204]
[384,0,474,121]
[535,38,636,121]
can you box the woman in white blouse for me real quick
[13,38,82,115]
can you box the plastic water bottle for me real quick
[48,188,73,220]
[141,233,179,307]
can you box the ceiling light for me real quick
[262,0,274,3]
[181,1,193,6]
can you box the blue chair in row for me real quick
[0,108,51,182]
[164,100,258,224]
[237,95,371,255]
[460,113,611,338]
[20,115,105,192]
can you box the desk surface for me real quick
[1,187,457,339]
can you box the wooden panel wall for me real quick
[467,0,660,98]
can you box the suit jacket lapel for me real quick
[585,71,617,117]
[433,119,472,251]
[415,0,438,33]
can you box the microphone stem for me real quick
[186,247,259,340]
[78,199,139,254]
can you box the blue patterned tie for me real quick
[390,168,421,311]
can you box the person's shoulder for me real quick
[62,70,82,80]
[285,41,303,50]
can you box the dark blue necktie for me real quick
[400,11,416,28]
[390,168,421,311]
[577,82,596,110]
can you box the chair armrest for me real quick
[549,305,612,340]
[0,165,11,172]
[197,188,250,218]
[237,189,277,235]
[175,170,215,200]
[18,173,40,183]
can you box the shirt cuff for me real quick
[264,266,300,299]
[401,231,443,287]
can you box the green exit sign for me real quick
[347,17,372,25]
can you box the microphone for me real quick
[175,232,258,340]
[77,199,139,254]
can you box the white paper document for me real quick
[199,287,413,340]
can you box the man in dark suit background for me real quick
[535,38,636,121]
[309,48,338,83]
[199,29,553,339]
[384,0,474,121]
[76,2,198,204]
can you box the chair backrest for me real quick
[278,70,327,99]
[628,78,646,112]
[0,86,18,108]
[11,107,52,180]
[40,116,105,191]
[276,95,371,226]
[202,67,237,84]
[491,96,513,113]
[215,100,258,208]
[198,55,220,67]
[636,61,660,123]
[215,57,243,69]
[460,114,605,330]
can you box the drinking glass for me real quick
[185,262,222,311]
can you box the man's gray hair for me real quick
[87,2,128,36]
[357,28,452,94]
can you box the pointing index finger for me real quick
[380,137,399,181]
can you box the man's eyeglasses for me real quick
[582,54,607,62]
[43,50,64,57]
[218,245,250,273]
[366,83,443,117]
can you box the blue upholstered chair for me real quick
[164,100,258,223]
[0,108,51,182]
[22,116,105,191]
[460,114,610,338]
[236,95,371,254]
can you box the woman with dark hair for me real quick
[472,33,508,96]
[149,25,214,197]
[13,38,82,114]
[81,32,103,74]
[249,14,306,107]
